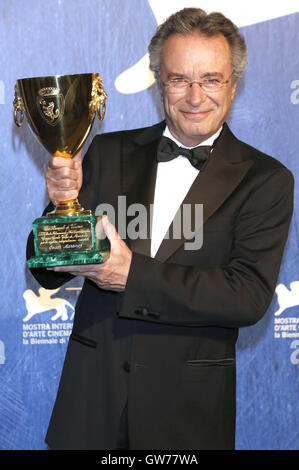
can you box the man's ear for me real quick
[231,80,238,102]
[157,79,165,104]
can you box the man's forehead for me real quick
[162,31,231,53]
[168,28,229,41]
[160,32,232,72]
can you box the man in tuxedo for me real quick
[28,8,294,449]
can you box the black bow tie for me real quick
[157,136,211,171]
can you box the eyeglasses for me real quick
[162,75,232,94]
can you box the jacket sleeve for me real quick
[118,167,294,328]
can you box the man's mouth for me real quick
[181,109,212,119]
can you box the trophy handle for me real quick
[13,85,25,127]
[90,75,107,121]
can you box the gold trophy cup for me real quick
[14,73,109,268]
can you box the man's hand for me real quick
[47,216,132,292]
[45,151,83,205]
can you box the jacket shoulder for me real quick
[92,121,165,145]
[227,126,293,180]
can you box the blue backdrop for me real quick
[0,0,298,450]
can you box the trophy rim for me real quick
[16,72,99,82]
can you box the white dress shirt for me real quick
[150,126,222,258]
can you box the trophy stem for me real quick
[49,199,91,216]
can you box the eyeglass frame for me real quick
[160,73,233,94]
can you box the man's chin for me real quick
[180,123,213,143]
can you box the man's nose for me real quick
[185,82,207,107]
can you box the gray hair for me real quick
[148,8,247,83]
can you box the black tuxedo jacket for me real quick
[27,121,294,450]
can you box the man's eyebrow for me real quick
[167,72,225,79]
[167,73,186,79]
[200,72,224,79]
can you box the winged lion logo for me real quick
[274,281,299,316]
[23,287,74,322]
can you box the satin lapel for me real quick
[155,125,254,262]
[122,123,165,256]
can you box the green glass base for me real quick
[27,212,110,269]
[27,251,106,269]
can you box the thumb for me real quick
[98,215,119,243]
[73,150,82,169]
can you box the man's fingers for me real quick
[46,167,79,184]
[45,150,83,207]
[100,216,119,242]
[49,189,79,202]
[48,156,74,170]
[48,150,82,167]
[72,151,82,170]
[48,264,99,275]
